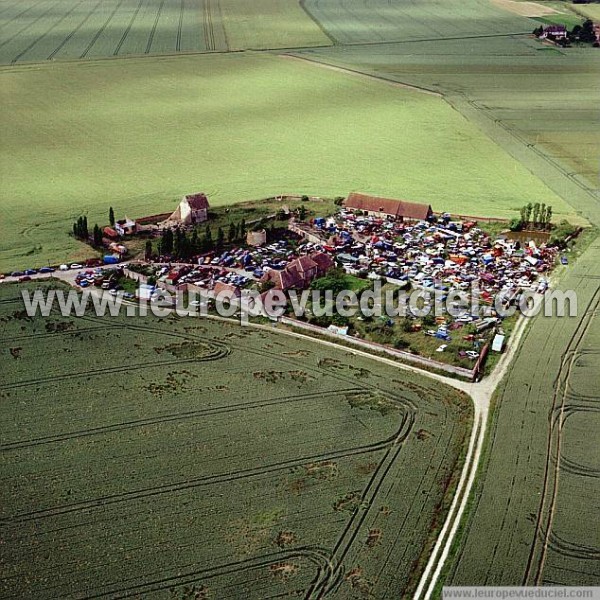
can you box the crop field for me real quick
[0,282,472,599]
[298,35,600,194]
[0,52,577,271]
[0,0,330,65]
[302,0,533,44]
[447,235,600,587]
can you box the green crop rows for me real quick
[0,0,331,65]
[0,282,472,598]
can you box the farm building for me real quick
[115,217,137,236]
[539,25,567,39]
[161,193,209,228]
[262,252,334,291]
[344,192,432,222]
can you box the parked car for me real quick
[39,267,55,273]
[560,256,568,265]
[466,351,480,360]
[24,269,37,275]
[19,276,32,282]
[436,344,448,352]
[70,263,83,270]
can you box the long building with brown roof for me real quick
[344,192,432,222]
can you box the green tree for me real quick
[190,229,200,254]
[297,205,308,221]
[532,203,540,228]
[216,227,225,251]
[145,239,153,260]
[546,206,553,229]
[525,203,533,226]
[93,224,103,247]
[109,206,115,227]
[539,202,546,228]
[239,219,247,238]
[509,217,523,232]
[228,222,236,243]
[162,228,174,255]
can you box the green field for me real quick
[302,0,534,44]
[0,282,472,598]
[0,51,578,271]
[299,35,600,197]
[0,0,331,64]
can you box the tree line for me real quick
[510,202,553,231]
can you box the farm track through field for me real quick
[1,410,414,524]
[0,389,359,450]
[524,286,600,584]
[113,0,145,56]
[10,0,87,63]
[0,325,110,345]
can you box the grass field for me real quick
[302,0,534,44]
[0,52,578,271]
[0,0,331,65]
[299,35,600,196]
[0,281,472,599]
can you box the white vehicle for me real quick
[466,351,480,359]
[70,263,83,270]
[59,264,69,271]
[436,344,447,352]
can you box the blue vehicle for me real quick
[39,267,55,273]
[560,256,568,265]
[24,269,38,275]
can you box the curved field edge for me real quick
[0,281,473,599]
[0,51,579,270]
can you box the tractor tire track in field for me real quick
[175,0,184,51]
[1,345,230,390]
[202,0,215,51]
[523,287,600,585]
[79,0,127,59]
[1,409,414,524]
[82,547,334,599]
[0,388,359,450]
[0,325,110,345]
[47,0,104,60]
[145,0,166,54]
[0,0,49,32]
[113,0,145,56]
[10,0,87,64]
[0,0,61,49]
[309,410,417,598]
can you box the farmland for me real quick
[0,52,577,271]
[302,0,533,44]
[298,35,600,195]
[447,236,600,587]
[0,0,331,65]
[0,282,472,599]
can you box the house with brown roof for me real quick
[262,252,334,291]
[161,193,209,228]
[344,192,432,222]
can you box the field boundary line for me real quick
[298,0,338,45]
[280,53,442,97]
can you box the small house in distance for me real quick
[161,193,209,228]
[539,25,567,40]
[344,192,432,222]
[262,252,334,291]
